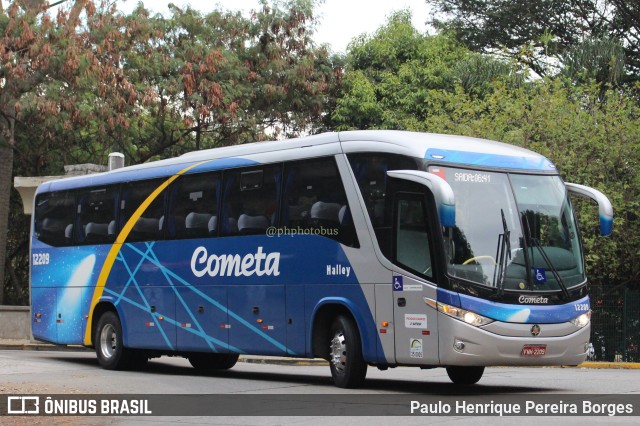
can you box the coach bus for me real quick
[30,130,613,388]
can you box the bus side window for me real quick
[34,191,76,247]
[222,165,281,236]
[167,173,219,240]
[282,157,359,247]
[77,186,118,245]
[121,179,166,243]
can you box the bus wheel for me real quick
[446,366,485,385]
[188,353,240,370]
[329,315,367,388]
[95,311,132,370]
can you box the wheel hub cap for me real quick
[330,331,347,373]
[100,324,116,359]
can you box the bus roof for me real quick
[36,130,556,194]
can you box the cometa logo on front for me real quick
[518,295,549,304]
[191,246,281,277]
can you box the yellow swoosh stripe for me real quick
[83,161,206,345]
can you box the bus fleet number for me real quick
[32,252,50,266]
[574,303,589,312]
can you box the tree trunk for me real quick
[0,143,14,305]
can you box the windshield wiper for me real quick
[493,209,511,296]
[523,216,571,300]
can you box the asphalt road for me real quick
[1,350,639,425]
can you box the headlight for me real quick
[425,298,493,327]
[570,311,591,328]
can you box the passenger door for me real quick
[392,192,439,364]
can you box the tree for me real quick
[426,0,638,82]
[0,0,169,303]
[0,0,124,304]
[1,0,342,304]
[94,0,341,162]
[333,10,517,130]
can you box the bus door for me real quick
[392,192,439,364]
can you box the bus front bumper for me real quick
[437,314,591,367]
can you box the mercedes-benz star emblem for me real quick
[531,324,541,337]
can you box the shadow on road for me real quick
[44,353,565,394]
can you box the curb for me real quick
[1,341,638,368]
[0,340,90,352]
[578,361,640,369]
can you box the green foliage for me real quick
[334,11,521,131]
[563,37,626,85]
[426,0,640,83]
[453,54,523,95]
[335,12,461,129]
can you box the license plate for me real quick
[521,344,547,357]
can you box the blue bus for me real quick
[30,130,613,388]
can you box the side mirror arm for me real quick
[387,170,455,227]
[566,183,613,236]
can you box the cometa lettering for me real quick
[191,246,281,278]
[518,295,549,304]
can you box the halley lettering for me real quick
[326,264,351,277]
[191,246,280,277]
[518,295,549,304]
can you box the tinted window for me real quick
[282,157,358,247]
[121,179,166,242]
[34,192,76,246]
[167,173,220,239]
[222,165,281,236]
[77,187,118,245]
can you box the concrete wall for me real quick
[0,306,30,339]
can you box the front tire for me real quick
[95,311,134,370]
[329,315,367,388]
[446,366,485,385]
[188,353,239,370]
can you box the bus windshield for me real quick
[427,166,585,292]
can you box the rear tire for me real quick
[329,315,367,388]
[95,311,133,370]
[188,353,239,370]
[446,366,485,385]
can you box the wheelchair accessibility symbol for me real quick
[393,276,403,291]
[534,268,547,283]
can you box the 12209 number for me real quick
[32,252,50,266]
